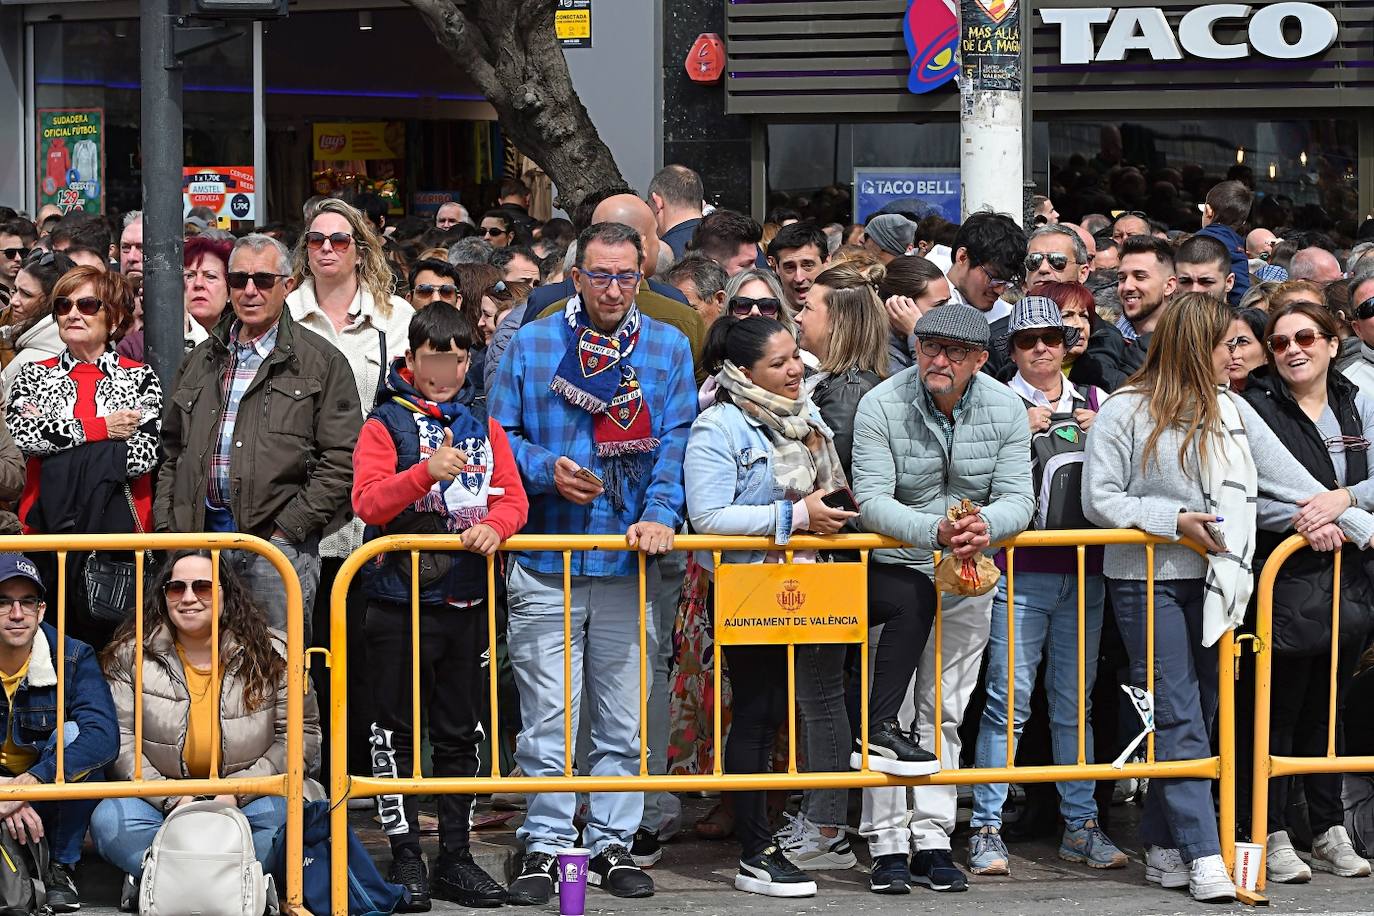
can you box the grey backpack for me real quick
[0,829,48,916]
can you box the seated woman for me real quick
[90,549,320,888]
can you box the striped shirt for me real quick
[208,321,278,508]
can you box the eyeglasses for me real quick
[304,231,354,252]
[729,296,782,318]
[1024,252,1070,272]
[1013,329,1066,350]
[183,269,223,285]
[226,271,288,290]
[480,227,509,238]
[1325,435,1371,453]
[52,296,104,317]
[1267,328,1334,354]
[979,265,1016,292]
[579,270,642,291]
[162,579,214,601]
[1,247,29,261]
[0,597,41,615]
[413,283,457,299]
[1355,296,1374,321]
[918,338,977,363]
[1224,335,1254,353]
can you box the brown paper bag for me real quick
[934,498,1001,597]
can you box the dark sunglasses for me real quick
[1267,328,1333,354]
[1013,329,1066,350]
[227,271,288,290]
[480,226,509,237]
[1354,296,1374,321]
[162,578,215,601]
[1024,252,1070,272]
[304,231,354,251]
[729,296,782,318]
[52,296,103,317]
[1,247,29,261]
[414,283,457,298]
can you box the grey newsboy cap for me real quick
[913,303,991,349]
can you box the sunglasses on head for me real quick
[414,283,457,298]
[1025,252,1070,272]
[1267,328,1333,354]
[304,231,353,252]
[729,296,782,318]
[1013,329,1066,350]
[226,271,287,290]
[163,578,214,601]
[52,296,103,317]
[1,247,29,261]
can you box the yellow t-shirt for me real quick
[0,659,36,774]
[175,645,215,779]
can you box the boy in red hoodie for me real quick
[353,305,528,910]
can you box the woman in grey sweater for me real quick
[1083,293,1374,903]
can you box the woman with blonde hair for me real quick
[1083,292,1374,902]
[286,197,415,661]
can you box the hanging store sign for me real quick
[37,108,103,215]
[854,168,962,224]
[311,122,403,161]
[1039,2,1339,64]
[905,0,961,93]
[183,167,256,222]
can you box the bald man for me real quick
[1246,228,1277,262]
[1290,247,1343,284]
[1070,223,1098,269]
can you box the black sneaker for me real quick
[588,843,654,898]
[118,874,137,913]
[431,849,508,908]
[47,862,79,913]
[507,851,558,906]
[910,849,968,892]
[631,827,663,867]
[850,719,940,776]
[868,853,911,895]
[735,845,817,898]
[388,849,432,913]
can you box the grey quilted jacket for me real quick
[851,367,1036,571]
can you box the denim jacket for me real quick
[0,623,118,783]
[684,400,831,571]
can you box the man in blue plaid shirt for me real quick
[489,222,696,904]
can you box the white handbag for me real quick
[139,800,273,916]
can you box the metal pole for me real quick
[958,0,1025,220]
[140,0,185,396]
[252,20,267,223]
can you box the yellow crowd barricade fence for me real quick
[0,534,307,913]
[1250,533,1374,896]
[327,529,1254,913]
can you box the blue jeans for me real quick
[1108,578,1220,862]
[507,562,656,855]
[972,571,1106,830]
[89,796,287,877]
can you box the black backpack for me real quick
[0,829,49,916]
[1024,387,1099,531]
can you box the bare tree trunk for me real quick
[407,0,627,214]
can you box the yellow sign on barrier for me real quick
[715,562,866,645]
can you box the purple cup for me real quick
[556,848,591,916]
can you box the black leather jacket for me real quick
[810,367,882,480]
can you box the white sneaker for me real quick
[1311,825,1372,877]
[1188,854,1237,902]
[1265,831,1311,884]
[1144,845,1188,889]
[772,812,857,870]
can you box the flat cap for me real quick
[913,303,991,349]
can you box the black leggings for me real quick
[723,644,790,859]
[867,563,938,726]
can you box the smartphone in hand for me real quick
[821,487,859,513]
[574,466,604,488]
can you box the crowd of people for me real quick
[0,165,1372,911]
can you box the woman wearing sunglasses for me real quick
[1237,299,1374,882]
[722,269,796,332]
[5,265,162,648]
[91,549,320,897]
[1083,292,1374,902]
[0,249,74,399]
[684,315,857,898]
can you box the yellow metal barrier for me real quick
[0,534,307,912]
[1249,533,1373,896]
[328,530,1241,914]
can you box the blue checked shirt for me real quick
[488,310,697,578]
[207,320,279,508]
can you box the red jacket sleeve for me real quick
[351,418,435,526]
[482,418,529,541]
